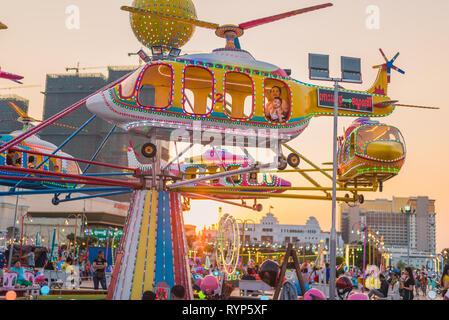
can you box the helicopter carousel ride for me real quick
[84,1,437,176]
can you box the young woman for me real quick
[264,86,289,122]
[402,267,415,300]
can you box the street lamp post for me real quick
[237,218,256,261]
[19,213,32,262]
[7,195,20,269]
[309,53,363,300]
[401,206,416,266]
[66,213,87,259]
[351,221,369,293]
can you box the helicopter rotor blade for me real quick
[121,6,220,30]
[379,48,389,63]
[391,52,400,62]
[392,65,405,74]
[238,3,333,30]
[394,104,439,110]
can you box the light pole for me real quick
[236,218,256,261]
[7,195,20,269]
[66,213,87,259]
[401,206,415,266]
[351,221,369,293]
[309,53,363,299]
[19,213,32,262]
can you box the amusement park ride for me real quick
[0,22,23,84]
[0,0,438,300]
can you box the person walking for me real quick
[93,250,107,290]
[420,273,428,297]
[441,264,449,299]
[26,247,36,270]
[402,267,415,300]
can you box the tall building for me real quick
[340,196,436,254]
[0,95,29,133]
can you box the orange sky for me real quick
[1,0,448,251]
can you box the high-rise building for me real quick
[340,196,436,254]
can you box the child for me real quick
[270,97,284,122]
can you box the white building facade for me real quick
[238,212,344,249]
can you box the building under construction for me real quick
[0,95,29,133]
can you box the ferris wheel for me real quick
[215,213,240,275]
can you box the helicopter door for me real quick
[224,72,254,119]
[183,66,214,115]
[264,79,291,123]
[137,64,173,109]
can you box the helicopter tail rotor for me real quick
[6,101,88,132]
[372,49,405,83]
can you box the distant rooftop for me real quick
[0,94,29,103]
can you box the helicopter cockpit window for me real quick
[356,125,405,154]
[183,66,214,115]
[264,79,291,123]
[27,155,36,169]
[7,150,22,167]
[137,64,173,109]
[248,172,259,184]
[207,165,222,184]
[225,165,242,184]
[185,167,199,180]
[120,66,144,98]
[224,72,254,119]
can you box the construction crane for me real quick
[65,62,109,74]
[0,85,41,91]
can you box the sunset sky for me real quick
[1,0,448,252]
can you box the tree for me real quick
[396,260,406,270]
[441,248,449,265]
[336,256,345,266]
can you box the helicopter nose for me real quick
[86,92,105,115]
[365,141,404,161]
[280,178,291,187]
[85,91,124,123]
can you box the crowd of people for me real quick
[2,244,449,300]
[363,265,449,300]
[0,245,110,291]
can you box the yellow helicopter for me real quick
[85,2,430,171]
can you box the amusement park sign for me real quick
[84,229,123,240]
[318,88,373,113]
